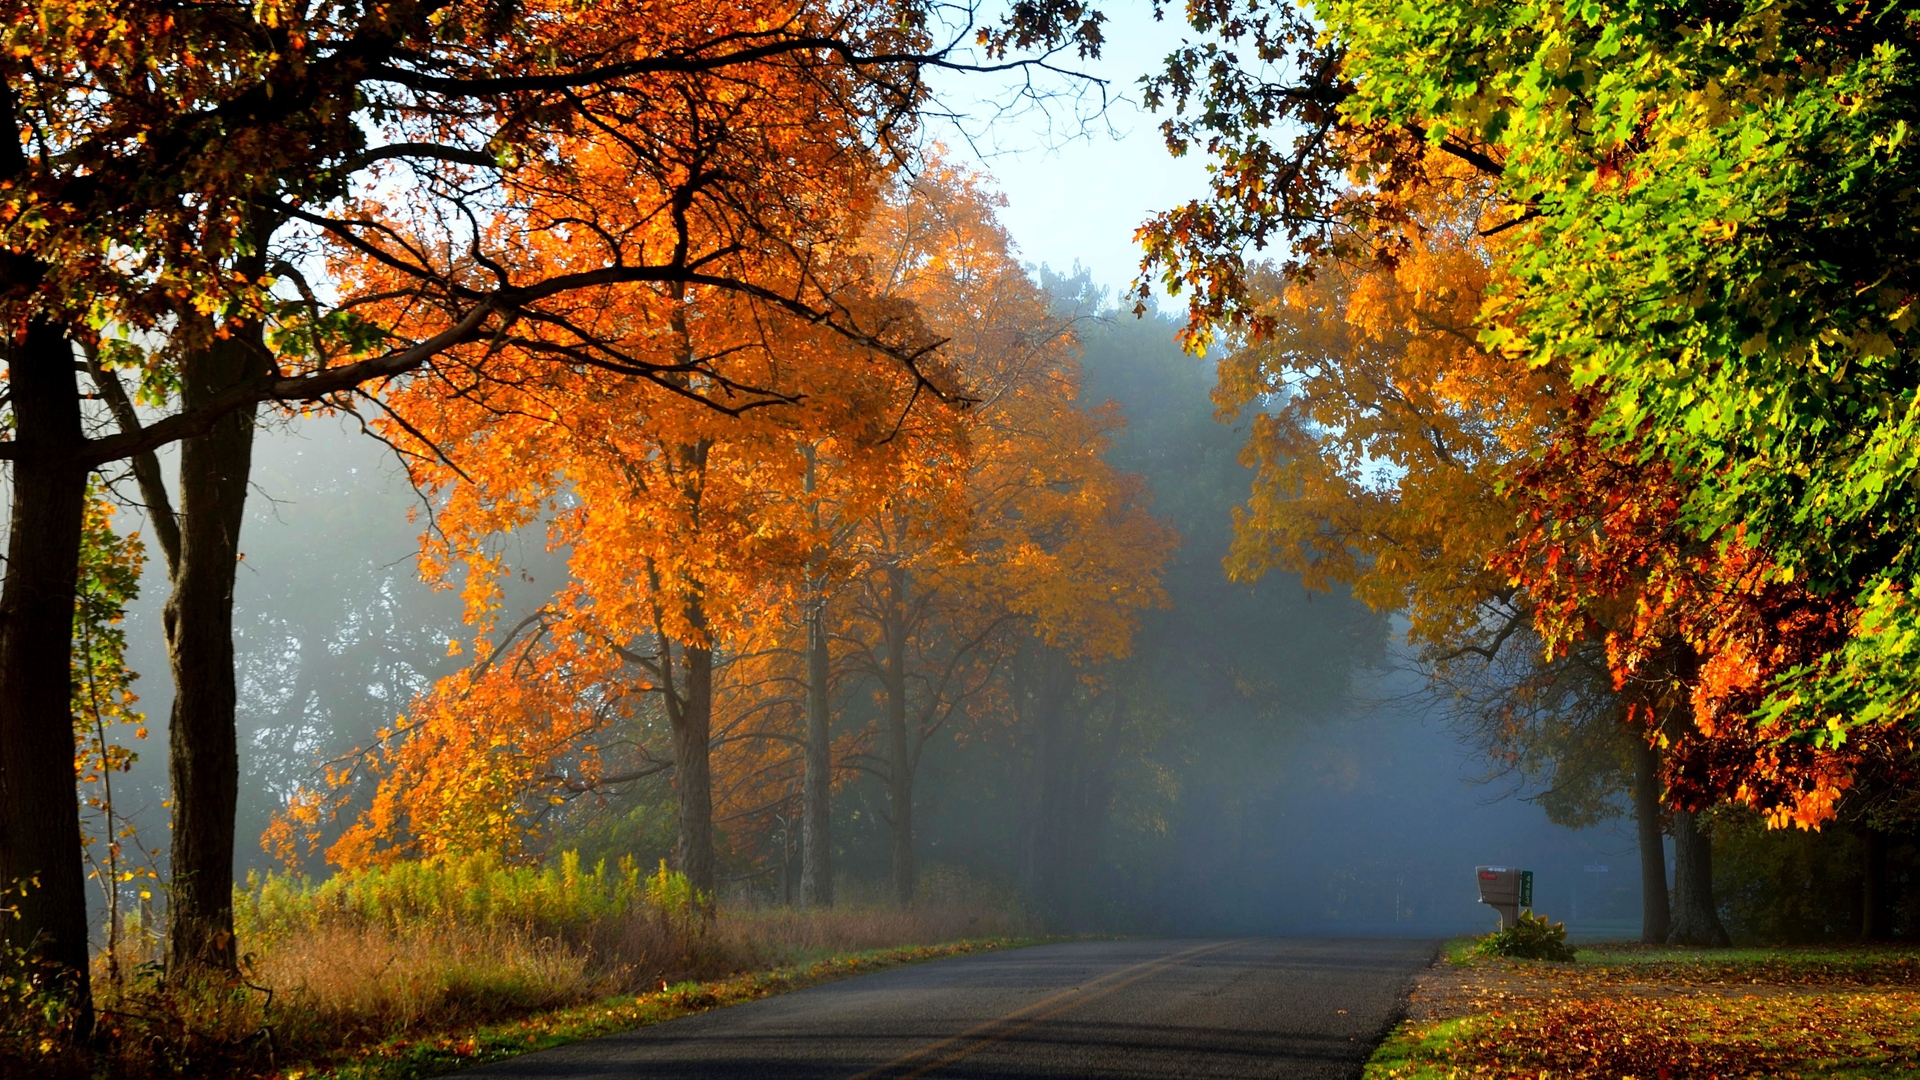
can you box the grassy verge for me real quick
[1367,941,1920,1079]
[1364,1018,1469,1080]
[299,936,1043,1080]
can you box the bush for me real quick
[1476,910,1578,962]
[237,850,651,942]
[1712,808,1881,943]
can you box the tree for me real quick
[827,165,1176,907]
[1491,405,1880,940]
[71,487,150,989]
[380,285,934,893]
[0,0,1106,1000]
[1138,0,1920,810]
[1201,149,1724,938]
[320,161,1174,920]
[94,299,278,976]
[1426,634,1674,939]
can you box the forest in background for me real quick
[99,266,1394,936]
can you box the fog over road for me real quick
[460,938,1438,1080]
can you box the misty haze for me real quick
[103,296,1641,944]
[8,1,1920,1077]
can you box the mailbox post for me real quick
[1476,865,1534,930]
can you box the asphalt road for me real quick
[459,937,1438,1080]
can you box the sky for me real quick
[927,3,1215,300]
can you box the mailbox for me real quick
[1476,865,1533,930]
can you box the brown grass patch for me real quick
[58,860,1033,1079]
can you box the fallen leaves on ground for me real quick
[1372,946,1920,1079]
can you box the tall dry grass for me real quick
[719,867,1030,963]
[72,855,1029,1078]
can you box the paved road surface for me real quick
[460,937,1437,1080]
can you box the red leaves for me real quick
[1461,997,1784,1077]
[1445,991,1920,1079]
[1496,396,1863,826]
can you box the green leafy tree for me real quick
[71,486,150,991]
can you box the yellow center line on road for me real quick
[846,939,1249,1080]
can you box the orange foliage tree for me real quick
[270,13,956,897]
[2,0,1110,1009]
[276,161,1176,914]
[318,278,938,898]
[834,163,1176,906]
[1210,149,1759,943]
[1215,142,1895,941]
[1500,410,1866,830]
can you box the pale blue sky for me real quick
[929,3,1215,301]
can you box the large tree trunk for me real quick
[799,598,833,908]
[165,331,264,978]
[658,315,716,906]
[882,566,914,908]
[0,318,93,1029]
[1630,738,1672,944]
[670,640,716,902]
[1667,809,1729,946]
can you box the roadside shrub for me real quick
[1476,910,1578,962]
[238,850,648,941]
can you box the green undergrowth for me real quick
[296,937,1046,1080]
[1474,912,1577,962]
[241,851,666,941]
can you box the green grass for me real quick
[1569,942,1920,985]
[1576,942,1920,964]
[1362,1018,1468,1080]
[1438,936,1479,966]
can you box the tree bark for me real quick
[882,566,914,907]
[0,318,93,1029]
[1667,809,1729,946]
[799,597,833,908]
[666,637,716,903]
[164,329,264,978]
[1630,737,1671,944]
[87,347,180,572]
